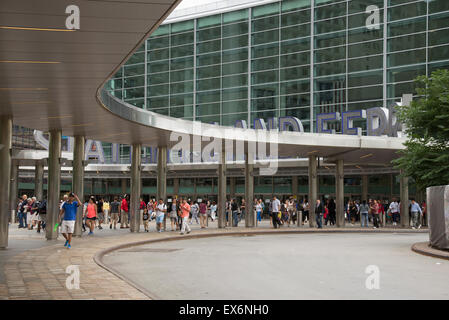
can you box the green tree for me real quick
[393,69,449,190]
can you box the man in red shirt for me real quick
[180,198,191,235]
[120,195,129,228]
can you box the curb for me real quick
[93,227,428,299]
[411,241,449,261]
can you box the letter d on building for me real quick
[66,265,80,290]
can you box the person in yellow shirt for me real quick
[103,200,110,224]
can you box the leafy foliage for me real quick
[393,69,449,189]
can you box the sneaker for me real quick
[98,226,103,230]
[88,231,93,235]
[180,232,184,235]
[187,230,191,234]
[67,244,71,249]
[110,224,112,229]
[64,240,68,247]
[158,230,161,233]
[412,226,416,230]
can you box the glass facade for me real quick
[108,0,449,133]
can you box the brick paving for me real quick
[0,222,428,300]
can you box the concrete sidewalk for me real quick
[0,221,428,300]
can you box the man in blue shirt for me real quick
[59,192,81,249]
[410,198,422,230]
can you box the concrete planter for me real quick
[427,185,449,250]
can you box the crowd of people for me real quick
[12,192,427,249]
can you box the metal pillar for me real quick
[173,178,179,196]
[35,160,44,201]
[244,149,255,228]
[46,130,61,240]
[362,175,368,202]
[218,140,227,228]
[400,170,409,228]
[121,178,127,195]
[335,160,345,227]
[0,116,12,248]
[130,144,141,233]
[9,161,19,224]
[157,146,167,230]
[73,136,85,237]
[308,155,317,228]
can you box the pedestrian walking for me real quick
[180,198,191,235]
[59,192,81,249]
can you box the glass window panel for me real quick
[251,70,279,84]
[222,112,247,125]
[347,99,383,111]
[348,70,383,87]
[148,96,168,109]
[125,52,144,65]
[223,74,248,88]
[280,94,310,109]
[170,69,193,82]
[252,2,279,18]
[198,27,221,42]
[197,77,221,91]
[223,101,247,113]
[348,55,383,72]
[148,48,169,61]
[349,27,383,43]
[251,97,279,111]
[171,81,193,94]
[223,48,248,63]
[222,35,248,50]
[197,52,221,67]
[315,61,346,77]
[223,9,248,24]
[170,56,193,70]
[315,75,346,91]
[252,56,279,71]
[429,0,449,14]
[388,2,427,22]
[315,17,346,34]
[388,33,426,52]
[280,79,310,95]
[252,83,278,98]
[197,114,221,124]
[171,32,194,46]
[389,0,416,5]
[388,17,426,37]
[124,64,144,76]
[250,110,278,122]
[281,37,310,54]
[388,49,426,67]
[429,12,449,30]
[124,87,144,99]
[281,24,311,40]
[198,14,221,29]
[315,31,346,48]
[348,85,382,102]
[349,0,383,14]
[387,64,426,83]
[110,78,122,89]
[223,87,247,101]
[148,84,168,97]
[348,40,383,58]
[148,36,169,50]
[125,98,144,108]
[124,76,144,88]
[280,65,310,80]
[197,90,220,104]
[148,61,168,73]
[171,20,194,33]
[387,81,419,98]
[429,44,449,62]
[348,9,384,29]
[151,24,169,37]
[170,93,193,106]
[150,107,169,116]
[197,39,221,54]
[170,106,193,118]
[253,42,279,58]
[223,22,248,37]
[429,29,449,47]
[252,29,279,45]
[197,65,221,79]
[196,103,221,116]
[148,72,168,85]
[280,106,310,120]
[315,2,346,20]
[315,45,345,63]
[222,61,248,75]
[252,16,279,32]
[428,60,449,74]
[111,90,122,99]
[281,9,311,26]
[282,0,311,12]
[170,44,193,58]
[281,51,310,67]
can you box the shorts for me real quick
[170,216,178,222]
[38,214,46,223]
[61,220,75,234]
[110,213,119,221]
[97,212,104,220]
[26,213,33,225]
[32,213,39,221]
[156,215,164,224]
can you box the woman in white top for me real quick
[256,199,263,223]
[210,201,217,221]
